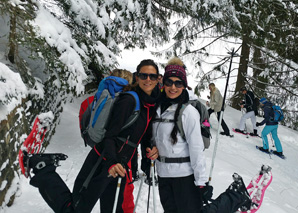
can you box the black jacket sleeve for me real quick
[98,94,136,168]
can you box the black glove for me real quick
[256,122,262,127]
[198,182,213,205]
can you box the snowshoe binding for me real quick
[229,173,252,212]
[22,151,68,177]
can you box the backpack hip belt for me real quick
[157,156,190,163]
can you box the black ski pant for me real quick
[208,109,230,135]
[158,175,203,213]
[202,189,247,213]
[30,149,126,213]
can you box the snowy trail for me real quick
[3,96,298,213]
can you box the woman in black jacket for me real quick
[24,59,160,213]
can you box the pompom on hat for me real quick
[163,64,187,87]
[260,97,267,104]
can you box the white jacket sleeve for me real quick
[182,105,208,186]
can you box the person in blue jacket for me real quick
[256,97,284,156]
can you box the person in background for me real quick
[22,62,160,213]
[234,86,258,136]
[256,97,284,157]
[158,74,164,90]
[206,83,231,137]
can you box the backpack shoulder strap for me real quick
[120,91,140,131]
[176,102,191,140]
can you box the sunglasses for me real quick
[138,73,158,81]
[164,78,184,88]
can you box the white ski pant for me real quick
[239,111,257,131]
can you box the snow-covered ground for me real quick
[3,95,298,213]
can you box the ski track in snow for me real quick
[3,95,298,213]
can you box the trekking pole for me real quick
[147,174,151,213]
[75,150,106,208]
[112,177,122,213]
[241,108,249,138]
[270,133,275,147]
[133,173,146,213]
[209,48,236,184]
[151,160,157,213]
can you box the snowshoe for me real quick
[256,146,270,154]
[233,128,248,136]
[23,151,68,176]
[270,150,286,159]
[220,132,234,137]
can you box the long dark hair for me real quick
[170,90,187,144]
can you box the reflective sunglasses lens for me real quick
[138,73,158,80]
[164,79,184,88]
[149,74,158,81]
[138,73,148,80]
[174,81,184,88]
[164,79,173,87]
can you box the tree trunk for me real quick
[252,47,268,98]
[231,35,250,109]
[8,9,16,64]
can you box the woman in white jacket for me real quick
[152,57,208,212]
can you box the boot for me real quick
[227,173,252,212]
[228,173,252,211]
[234,129,246,134]
[23,151,68,174]
[271,150,284,157]
[257,146,269,153]
[249,129,259,137]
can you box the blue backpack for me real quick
[270,105,284,122]
[79,76,140,147]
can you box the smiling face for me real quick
[164,77,185,99]
[136,65,158,95]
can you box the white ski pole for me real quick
[133,173,145,213]
[209,110,224,185]
[151,160,157,213]
[112,177,122,213]
[209,48,236,184]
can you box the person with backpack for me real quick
[256,97,284,157]
[22,61,160,213]
[150,57,209,212]
[234,86,259,136]
[147,57,253,213]
[206,83,231,137]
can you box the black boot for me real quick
[23,151,68,174]
[271,150,284,157]
[227,173,252,211]
[257,146,269,153]
[249,129,259,137]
